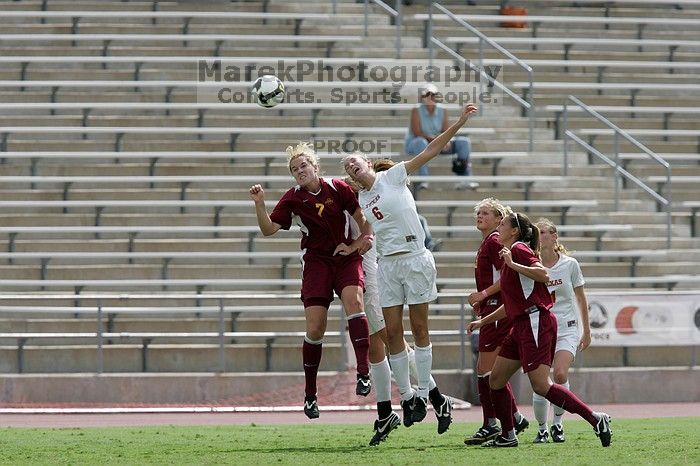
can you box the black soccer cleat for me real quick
[356,373,371,397]
[481,435,519,448]
[433,396,453,434]
[411,396,428,424]
[369,411,401,446]
[593,413,612,447]
[533,429,549,444]
[303,396,319,419]
[464,424,501,445]
[400,393,416,428]
[514,415,530,435]
[550,423,565,443]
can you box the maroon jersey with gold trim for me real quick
[474,230,504,315]
[270,177,360,255]
[500,241,553,319]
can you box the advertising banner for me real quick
[586,292,700,346]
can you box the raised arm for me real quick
[500,247,550,283]
[467,304,506,334]
[335,207,374,256]
[575,285,591,351]
[404,103,478,175]
[249,184,281,236]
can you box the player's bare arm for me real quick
[467,305,506,333]
[335,208,374,256]
[468,281,501,307]
[249,184,281,236]
[575,285,592,351]
[500,247,549,283]
[405,103,478,175]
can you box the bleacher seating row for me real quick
[0,1,696,397]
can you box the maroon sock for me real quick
[302,339,323,397]
[478,375,496,426]
[545,383,597,426]
[347,314,370,376]
[506,382,518,416]
[491,387,515,434]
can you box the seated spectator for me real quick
[405,84,478,190]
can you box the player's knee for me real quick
[488,374,507,390]
[531,381,551,397]
[410,325,429,345]
[305,322,326,340]
[553,370,568,385]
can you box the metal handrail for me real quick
[363,0,402,59]
[427,2,534,151]
[0,292,471,373]
[562,95,672,248]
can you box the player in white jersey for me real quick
[342,102,478,434]
[532,218,592,444]
[346,175,441,445]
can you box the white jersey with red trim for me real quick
[545,254,585,331]
[358,162,425,257]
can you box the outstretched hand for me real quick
[468,290,484,307]
[334,243,354,256]
[499,247,513,267]
[466,319,482,335]
[460,103,479,121]
[578,332,591,352]
[249,184,265,203]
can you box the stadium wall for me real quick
[0,368,698,405]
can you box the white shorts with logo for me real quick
[362,246,385,335]
[377,248,438,308]
[363,265,386,335]
[555,322,579,357]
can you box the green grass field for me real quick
[1,418,698,465]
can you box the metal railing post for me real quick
[527,70,534,152]
[478,38,484,117]
[666,169,672,249]
[563,100,569,176]
[395,0,402,59]
[218,298,226,373]
[427,6,434,68]
[96,299,103,374]
[613,131,620,211]
[363,0,369,37]
[459,296,466,370]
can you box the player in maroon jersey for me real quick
[249,142,374,420]
[467,211,612,448]
[464,198,529,445]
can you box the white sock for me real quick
[552,380,569,425]
[514,411,524,423]
[533,392,549,430]
[407,345,436,390]
[370,357,392,403]
[389,349,413,401]
[413,344,433,399]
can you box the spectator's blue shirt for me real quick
[405,103,445,146]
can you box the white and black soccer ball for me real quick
[251,75,285,108]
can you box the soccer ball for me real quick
[252,75,285,108]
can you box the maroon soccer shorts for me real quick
[300,252,364,309]
[499,309,557,373]
[478,309,513,352]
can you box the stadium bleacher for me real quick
[0,0,697,407]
